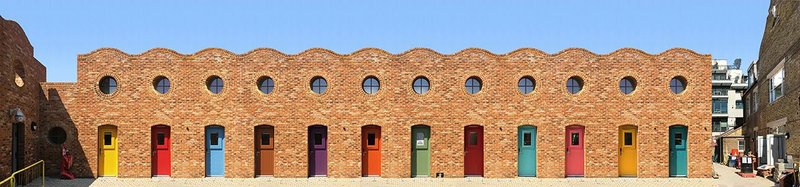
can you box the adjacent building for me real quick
[711,59,747,163]
[743,0,800,169]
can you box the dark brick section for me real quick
[0,16,47,181]
[36,47,712,178]
[743,0,800,159]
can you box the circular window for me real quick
[619,77,637,95]
[413,77,430,94]
[99,76,118,94]
[311,77,327,94]
[566,76,583,94]
[14,73,23,87]
[518,76,535,95]
[465,76,482,94]
[258,76,275,94]
[153,76,171,94]
[670,76,687,94]
[362,76,380,94]
[48,127,67,145]
[206,76,224,94]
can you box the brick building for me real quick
[2,16,713,179]
[743,0,800,168]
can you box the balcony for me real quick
[713,64,740,70]
[712,89,728,96]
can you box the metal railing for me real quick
[0,160,44,187]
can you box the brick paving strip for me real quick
[23,176,717,187]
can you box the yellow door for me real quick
[98,126,118,176]
[618,126,637,177]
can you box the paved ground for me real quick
[714,163,775,187]
[17,164,774,187]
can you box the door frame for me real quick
[618,125,638,177]
[565,125,585,177]
[98,125,118,177]
[361,125,381,177]
[205,125,225,177]
[463,125,484,176]
[308,125,328,177]
[255,125,275,177]
[518,125,537,177]
[411,125,431,178]
[151,125,171,177]
[669,125,688,177]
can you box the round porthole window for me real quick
[99,76,118,95]
[48,127,67,145]
[566,76,584,94]
[670,76,687,94]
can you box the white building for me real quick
[712,59,747,136]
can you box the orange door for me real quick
[362,126,381,176]
[255,126,274,176]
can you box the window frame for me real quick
[310,77,328,94]
[465,76,482,94]
[362,76,380,95]
[566,76,583,94]
[206,76,224,94]
[413,77,430,94]
[257,76,275,95]
[153,76,171,94]
[669,76,687,94]
[619,77,636,95]
[99,76,118,95]
[518,76,535,95]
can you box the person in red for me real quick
[60,145,75,179]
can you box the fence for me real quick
[0,160,44,187]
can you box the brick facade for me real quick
[34,46,713,178]
[0,16,47,181]
[743,0,800,162]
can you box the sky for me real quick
[1,1,768,82]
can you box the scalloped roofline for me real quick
[78,47,710,58]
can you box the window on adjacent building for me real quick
[566,76,583,94]
[206,76,224,94]
[738,140,745,151]
[465,77,482,94]
[362,76,380,94]
[712,117,728,132]
[311,77,327,94]
[99,76,117,94]
[770,68,784,102]
[153,76,170,94]
[713,98,728,114]
[735,100,744,109]
[413,77,430,94]
[518,76,535,95]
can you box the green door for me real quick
[669,126,688,177]
[411,125,431,177]
[518,126,537,176]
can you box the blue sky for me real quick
[2,1,767,82]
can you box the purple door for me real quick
[308,125,327,177]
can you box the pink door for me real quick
[565,125,585,176]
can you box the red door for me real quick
[152,126,171,176]
[361,126,381,176]
[565,125,585,176]
[256,126,275,176]
[464,125,484,176]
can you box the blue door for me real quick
[518,126,537,176]
[669,126,687,177]
[206,126,225,177]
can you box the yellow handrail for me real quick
[0,160,45,187]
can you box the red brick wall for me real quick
[0,16,47,180]
[39,47,712,178]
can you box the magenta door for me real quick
[565,125,585,176]
[308,125,327,177]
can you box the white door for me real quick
[766,134,775,165]
[757,136,764,165]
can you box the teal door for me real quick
[669,126,687,177]
[411,125,431,177]
[518,126,537,177]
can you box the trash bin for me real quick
[741,156,754,173]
